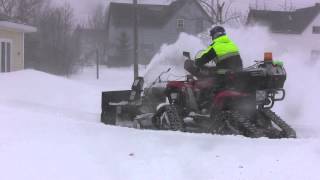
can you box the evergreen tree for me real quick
[109,32,131,67]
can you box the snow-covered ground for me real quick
[0,68,319,180]
[1,26,320,179]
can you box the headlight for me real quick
[170,93,178,100]
[256,90,267,102]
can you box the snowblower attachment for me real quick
[101,76,167,126]
[101,77,144,125]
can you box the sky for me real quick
[53,0,320,23]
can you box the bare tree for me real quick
[27,2,80,75]
[0,0,80,75]
[0,0,16,17]
[0,0,45,23]
[197,0,244,25]
[82,4,109,65]
[88,4,107,30]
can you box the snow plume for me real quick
[144,27,277,85]
[144,33,206,85]
[278,52,320,137]
[146,26,320,138]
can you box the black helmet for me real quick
[210,26,226,39]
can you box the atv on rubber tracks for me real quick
[101,52,296,139]
[151,52,296,138]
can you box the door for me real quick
[0,41,11,73]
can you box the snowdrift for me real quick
[0,70,101,122]
[0,68,319,180]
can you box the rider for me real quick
[196,26,243,71]
[183,26,243,107]
[184,26,243,77]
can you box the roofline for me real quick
[0,21,37,33]
[302,11,320,34]
[160,0,213,27]
[107,0,214,28]
[248,8,292,13]
[193,0,214,24]
[247,5,320,34]
[109,1,168,7]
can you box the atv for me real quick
[150,52,296,138]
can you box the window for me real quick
[312,26,320,34]
[176,19,185,30]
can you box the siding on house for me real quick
[247,4,320,61]
[270,13,320,52]
[107,0,212,65]
[161,1,212,44]
[0,29,23,71]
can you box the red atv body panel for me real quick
[166,77,249,110]
[213,90,250,109]
[167,78,215,90]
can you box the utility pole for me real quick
[284,0,288,11]
[96,49,100,80]
[133,0,139,79]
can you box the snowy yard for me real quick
[0,67,319,180]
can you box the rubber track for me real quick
[261,109,297,138]
[232,111,265,138]
[165,105,184,131]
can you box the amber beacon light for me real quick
[264,52,273,61]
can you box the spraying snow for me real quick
[144,33,206,85]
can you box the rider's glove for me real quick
[184,60,200,74]
[195,58,204,67]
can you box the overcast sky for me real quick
[53,0,320,23]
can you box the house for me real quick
[247,3,320,61]
[0,14,37,72]
[106,0,212,66]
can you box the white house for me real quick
[0,14,37,73]
[247,3,320,61]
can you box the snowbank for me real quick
[0,68,319,180]
[0,70,101,121]
[71,65,146,91]
[0,99,319,180]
